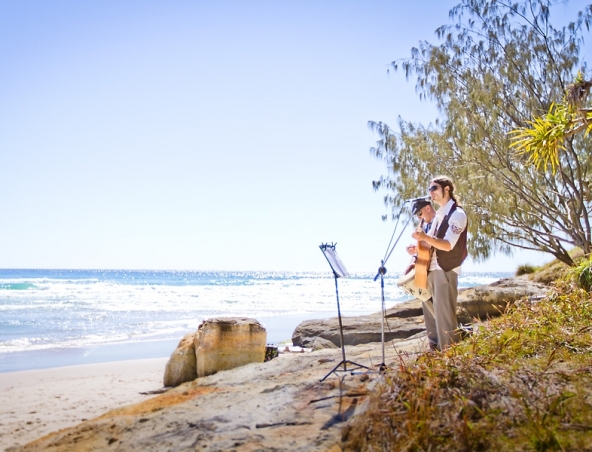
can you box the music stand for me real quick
[319,243,370,382]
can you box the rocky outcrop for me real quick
[456,275,548,323]
[163,318,268,387]
[293,276,549,348]
[195,317,266,378]
[292,299,426,347]
[14,340,427,452]
[163,333,197,388]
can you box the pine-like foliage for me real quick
[372,0,592,266]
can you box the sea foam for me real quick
[0,269,508,354]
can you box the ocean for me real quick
[0,269,510,372]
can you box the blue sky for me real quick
[0,0,585,272]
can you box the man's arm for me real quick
[411,233,451,251]
[412,210,467,252]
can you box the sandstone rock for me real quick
[384,298,423,318]
[292,276,548,347]
[163,332,197,388]
[310,336,339,350]
[15,341,426,452]
[457,276,548,323]
[292,311,425,348]
[195,317,266,378]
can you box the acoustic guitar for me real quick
[413,218,431,290]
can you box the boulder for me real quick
[457,276,548,323]
[292,276,548,347]
[163,332,198,387]
[385,298,424,318]
[195,317,266,378]
[292,309,425,348]
[309,336,339,351]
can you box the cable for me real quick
[381,203,412,267]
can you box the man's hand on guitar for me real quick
[418,240,430,250]
[406,244,417,255]
[411,230,427,241]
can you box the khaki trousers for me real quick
[423,269,459,350]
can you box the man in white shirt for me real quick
[412,176,468,350]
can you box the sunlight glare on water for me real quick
[0,269,509,354]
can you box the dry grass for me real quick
[528,248,584,285]
[342,278,592,451]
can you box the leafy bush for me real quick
[516,264,537,276]
[570,255,592,292]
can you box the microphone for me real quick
[406,195,430,203]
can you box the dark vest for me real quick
[435,203,468,272]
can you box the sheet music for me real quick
[320,245,349,278]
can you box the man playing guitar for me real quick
[405,199,436,275]
[411,176,468,351]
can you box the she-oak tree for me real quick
[372,0,592,266]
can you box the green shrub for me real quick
[516,264,537,276]
[571,255,592,292]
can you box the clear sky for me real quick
[0,0,586,273]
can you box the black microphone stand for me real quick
[373,261,388,371]
[373,207,412,372]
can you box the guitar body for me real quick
[414,219,431,290]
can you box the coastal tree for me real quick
[371,0,592,266]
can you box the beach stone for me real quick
[457,276,548,323]
[163,332,197,387]
[384,298,424,318]
[292,276,548,347]
[292,310,425,348]
[310,336,339,350]
[194,317,266,378]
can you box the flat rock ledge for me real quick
[12,339,428,452]
[292,301,426,348]
[457,275,548,322]
[293,275,548,348]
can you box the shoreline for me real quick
[1,272,508,374]
[0,311,346,374]
[0,357,169,451]
[0,310,381,449]
[3,339,430,451]
[0,274,543,451]
[0,308,400,449]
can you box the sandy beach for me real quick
[0,312,347,450]
[0,358,168,451]
[2,337,429,452]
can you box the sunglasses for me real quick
[428,185,440,192]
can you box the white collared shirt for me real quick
[427,199,468,274]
